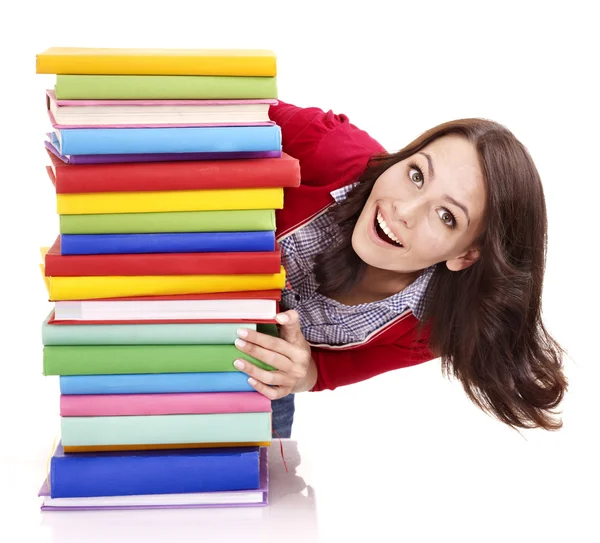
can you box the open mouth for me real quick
[374,209,403,248]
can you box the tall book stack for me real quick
[35,47,300,511]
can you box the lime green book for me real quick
[55,74,278,100]
[43,342,277,376]
[60,413,272,447]
[59,209,276,235]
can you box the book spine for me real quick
[42,321,255,345]
[59,392,271,416]
[45,248,281,275]
[55,74,279,100]
[38,52,277,76]
[59,372,255,394]
[57,125,282,155]
[60,412,272,447]
[50,447,261,498]
[43,344,275,376]
[58,209,277,234]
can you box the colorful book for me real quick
[43,440,264,498]
[44,237,280,274]
[41,265,286,300]
[45,138,281,164]
[36,47,277,76]
[49,290,281,323]
[57,231,276,255]
[60,392,271,417]
[46,149,300,194]
[42,312,260,345]
[59,372,255,395]
[55,74,278,100]
[43,342,276,376]
[50,124,282,156]
[60,412,272,448]
[58,209,277,234]
[55,188,283,215]
[47,91,277,128]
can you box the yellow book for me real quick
[36,47,277,76]
[57,187,284,215]
[64,442,271,453]
[41,265,286,301]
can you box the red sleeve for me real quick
[310,337,436,391]
[269,100,386,188]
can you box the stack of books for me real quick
[35,47,300,511]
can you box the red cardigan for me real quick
[269,101,437,392]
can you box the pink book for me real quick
[60,391,271,417]
[46,90,278,128]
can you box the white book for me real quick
[54,298,277,321]
[46,90,277,127]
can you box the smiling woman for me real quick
[231,101,567,438]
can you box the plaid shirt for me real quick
[280,184,436,346]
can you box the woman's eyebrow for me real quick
[418,152,435,179]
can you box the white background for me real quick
[0,1,598,541]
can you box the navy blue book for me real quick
[59,231,276,255]
[47,441,261,498]
[60,372,254,395]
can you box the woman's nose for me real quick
[392,199,419,229]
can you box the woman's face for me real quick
[352,134,487,274]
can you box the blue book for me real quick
[59,231,276,255]
[47,441,261,498]
[59,372,254,395]
[53,125,281,155]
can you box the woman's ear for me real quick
[445,247,481,272]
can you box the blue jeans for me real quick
[271,393,295,438]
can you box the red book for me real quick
[44,236,282,276]
[46,149,301,194]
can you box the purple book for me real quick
[38,446,269,511]
[44,138,282,165]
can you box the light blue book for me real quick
[60,372,254,395]
[53,124,282,155]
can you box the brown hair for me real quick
[314,118,568,431]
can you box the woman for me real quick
[232,100,567,437]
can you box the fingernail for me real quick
[234,359,245,370]
[235,338,246,348]
[275,313,289,324]
[248,377,257,386]
[236,328,248,338]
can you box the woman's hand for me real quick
[233,309,317,400]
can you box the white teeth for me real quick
[376,211,403,246]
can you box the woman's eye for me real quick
[410,168,424,187]
[437,209,456,227]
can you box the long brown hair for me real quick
[314,118,568,431]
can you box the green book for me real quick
[55,74,278,100]
[59,209,276,234]
[43,342,277,376]
[41,312,261,345]
[61,413,272,447]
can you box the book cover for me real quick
[41,265,287,301]
[41,311,260,345]
[46,90,277,128]
[59,372,255,395]
[60,391,271,417]
[55,188,284,215]
[44,440,262,498]
[45,138,282,164]
[60,412,272,448]
[36,47,277,76]
[46,148,300,194]
[57,231,277,255]
[55,74,278,100]
[42,343,277,376]
[44,236,280,271]
[51,124,282,156]
[38,446,268,509]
